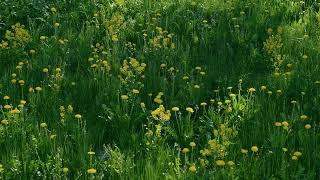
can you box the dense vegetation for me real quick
[0,0,320,179]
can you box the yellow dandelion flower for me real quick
[241,149,248,154]
[291,156,298,161]
[215,160,225,166]
[293,151,302,157]
[62,167,69,173]
[1,120,9,125]
[304,124,311,129]
[35,87,42,91]
[140,102,146,108]
[75,114,82,119]
[88,151,95,155]
[10,108,20,114]
[3,105,12,110]
[251,146,258,152]
[227,161,235,166]
[40,123,47,128]
[248,88,256,93]
[189,164,196,172]
[132,89,140,94]
[182,148,190,153]
[186,107,194,113]
[3,96,10,100]
[172,107,179,112]
[43,68,49,73]
[190,142,196,147]
[200,102,207,106]
[87,168,97,174]
[274,122,282,127]
[121,95,129,100]
[300,115,308,120]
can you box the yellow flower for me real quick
[160,63,166,68]
[10,108,20,114]
[43,68,49,73]
[186,107,194,113]
[194,85,200,89]
[3,96,10,100]
[54,22,60,27]
[215,160,225,166]
[182,76,189,80]
[293,151,302,157]
[227,161,235,166]
[300,115,308,120]
[111,34,119,42]
[274,122,282,127]
[151,105,171,121]
[40,36,46,40]
[140,102,146,108]
[132,89,140,94]
[189,164,196,172]
[248,88,256,93]
[40,123,47,128]
[182,148,190,153]
[75,114,82,119]
[121,95,129,100]
[190,142,196,147]
[291,100,297,104]
[304,124,311,129]
[87,168,97,174]
[88,151,95,155]
[282,121,289,128]
[251,146,258,152]
[55,68,62,73]
[172,107,179,112]
[1,120,9,125]
[18,80,25,85]
[291,155,298,161]
[35,87,42,91]
[302,54,308,59]
[282,148,288,152]
[261,86,267,91]
[62,167,69,173]
[3,105,12,110]
[241,149,248,154]
[200,102,207,106]
[51,7,57,13]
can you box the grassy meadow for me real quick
[0,0,320,179]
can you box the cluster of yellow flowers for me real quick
[119,57,146,84]
[146,27,175,50]
[263,28,290,75]
[10,61,29,86]
[88,43,111,74]
[106,13,126,42]
[42,67,64,92]
[200,124,238,158]
[274,121,290,130]
[0,23,31,49]
[59,105,74,123]
[153,92,164,104]
[151,105,171,122]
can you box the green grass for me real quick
[0,0,320,179]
